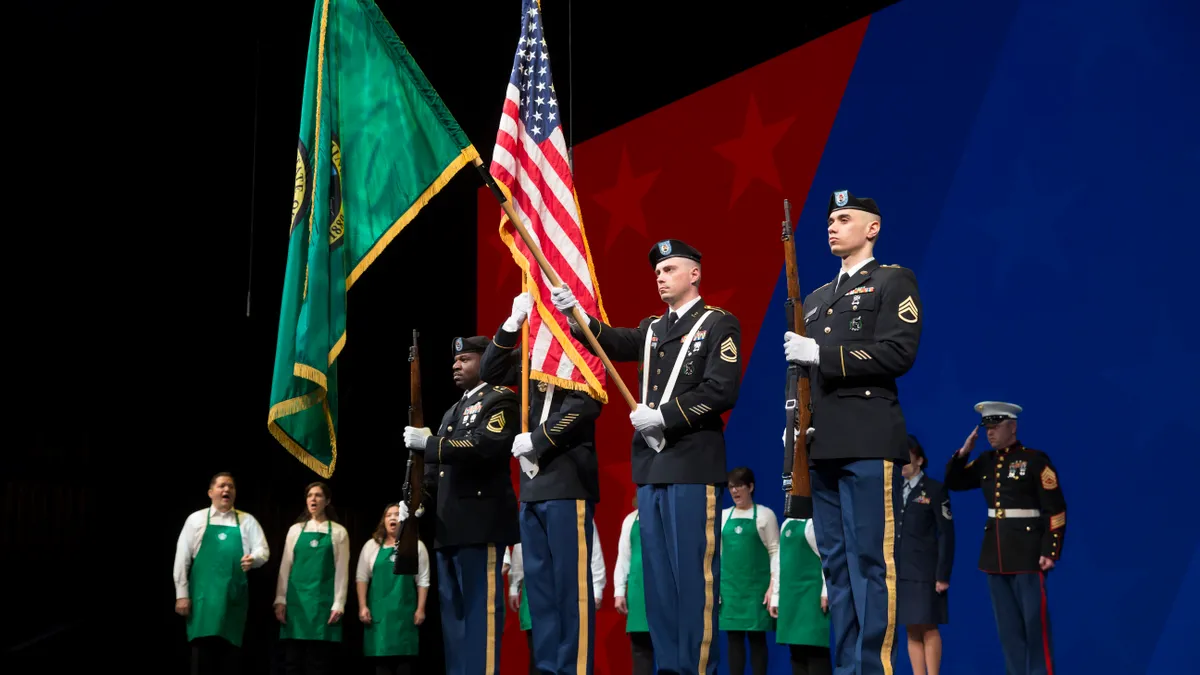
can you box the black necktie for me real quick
[664,311,676,333]
[835,272,849,294]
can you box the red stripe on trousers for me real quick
[1038,571,1053,675]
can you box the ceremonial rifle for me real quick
[781,199,814,519]
[393,329,425,575]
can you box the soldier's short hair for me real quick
[907,435,926,467]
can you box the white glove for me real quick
[550,284,578,312]
[511,432,535,458]
[782,427,816,445]
[630,404,665,432]
[404,426,432,450]
[641,427,666,454]
[503,292,534,332]
[784,331,820,365]
[398,501,409,521]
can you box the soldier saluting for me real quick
[550,239,742,675]
[945,401,1066,675]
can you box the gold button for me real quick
[439,471,445,477]
[997,463,1003,469]
[1026,526,1031,531]
[1052,542,1057,547]
[653,385,659,391]
[659,351,665,357]
[865,390,871,396]
[656,369,662,375]
[477,491,482,496]
[824,327,831,334]
[995,482,1001,488]
[447,425,454,431]
[997,509,1004,517]
[826,308,833,316]
[649,402,656,408]
[995,491,1000,497]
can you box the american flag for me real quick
[490,0,608,403]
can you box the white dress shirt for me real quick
[507,528,607,602]
[771,518,828,607]
[903,470,923,504]
[664,295,703,323]
[355,538,430,588]
[835,256,876,292]
[173,506,269,600]
[275,519,351,612]
[720,504,780,599]
[613,510,638,598]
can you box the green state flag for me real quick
[269,0,478,477]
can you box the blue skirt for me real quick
[896,579,948,626]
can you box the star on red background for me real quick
[713,95,796,207]
[590,147,662,252]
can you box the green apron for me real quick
[364,542,418,656]
[519,583,532,631]
[775,518,829,646]
[186,509,248,647]
[625,516,649,633]
[718,504,774,632]
[280,520,342,642]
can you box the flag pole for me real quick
[521,271,531,432]
[472,157,638,411]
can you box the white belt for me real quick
[988,508,1041,519]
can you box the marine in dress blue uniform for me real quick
[481,293,602,675]
[403,336,520,675]
[784,191,922,675]
[896,435,954,675]
[551,239,742,675]
[945,402,1065,675]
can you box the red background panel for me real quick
[477,20,868,673]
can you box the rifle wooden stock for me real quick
[393,329,425,575]
[782,199,814,520]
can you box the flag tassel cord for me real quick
[470,157,638,410]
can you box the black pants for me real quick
[726,631,768,675]
[525,630,537,675]
[789,644,832,675]
[371,655,415,675]
[630,631,654,675]
[283,639,336,675]
[190,636,239,675]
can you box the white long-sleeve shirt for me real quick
[508,527,607,602]
[173,507,269,600]
[355,539,430,588]
[613,510,638,598]
[721,504,780,598]
[275,519,351,612]
[771,518,828,607]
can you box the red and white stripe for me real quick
[491,83,607,396]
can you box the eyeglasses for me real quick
[728,484,749,490]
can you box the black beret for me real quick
[649,239,702,269]
[452,336,489,357]
[828,189,881,218]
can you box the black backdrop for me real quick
[4,0,894,671]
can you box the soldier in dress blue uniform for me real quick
[783,190,922,675]
[945,402,1066,675]
[550,239,742,675]
[896,434,954,675]
[480,292,603,675]
[402,336,520,675]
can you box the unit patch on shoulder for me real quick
[897,296,919,324]
[719,337,738,363]
[1040,466,1058,490]
[486,411,506,433]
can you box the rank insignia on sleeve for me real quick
[1040,466,1058,490]
[487,411,506,433]
[719,337,738,363]
[1050,512,1065,530]
[898,296,919,324]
